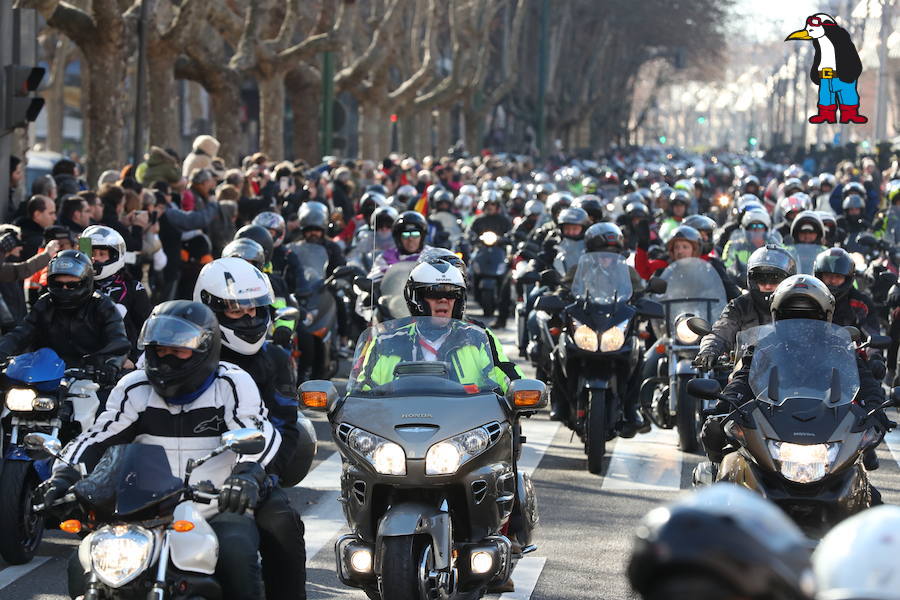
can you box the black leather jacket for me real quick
[0,291,130,369]
[698,292,771,359]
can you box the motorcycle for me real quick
[470,231,510,320]
[688,319,896,531]
[29,428,265,599]
[0,348,102,564]
[539,252,665,474]
[301,317,546,600]
[430,212,465,251]
[374,261,418,322]
[644,258,726,452]
[292,242,341,379]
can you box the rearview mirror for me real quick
[331,265,357,279]
[687,378,722,400]
[634,298,664,320]
[300,380,338,412]
[539,269,561,289]
[844,326,862,343]
[534,294,565,314]
[646,277,667,294]
[686,316,712,337]
[275,307,301,324]
[353,275,374,293]
[506,379,547,413]
[221,428,266,455]
[24,432,62,457]
[866,334,891,350]
[891,386,900,407]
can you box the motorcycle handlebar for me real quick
[33,492,76,513]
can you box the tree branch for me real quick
[15,0,98,47]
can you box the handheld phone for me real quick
[78,236,92,256]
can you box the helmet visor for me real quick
[138,315,215,352]
[421,284,465,300]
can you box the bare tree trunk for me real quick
[285,67,320,162]
[207,77,242,166]
[358,101,386,160]
[84,50,127,181]
[400,111,417,156]
[42,36,71,153]
[147,47,180,150]
[257,75,285,160]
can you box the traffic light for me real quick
[697,116,706,124]
[658,135,667,144]
[4,65,45,131]
[748,136,758,146]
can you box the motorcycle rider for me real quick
[775,194,812,243]
[699,276,888,495]
[658,189,691,240]
[298,201,346,277]
[470,191,513,237]
[722,209,773,282]
[79,225,152,365]
[43,301,282,600]
[0,250,130,382]
[813,247,878,334]
[511,200,545,242]
[838,194,871,249]
[369,210,430,281]
[694,245,797,371]
[252,211,307,296]
[193,258,309,600]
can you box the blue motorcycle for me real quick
[0,348,100,564]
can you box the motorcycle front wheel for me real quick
[675,376,701,453]
[586,390,609,474]
[0,460,44,564]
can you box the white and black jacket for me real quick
[59,363,281,514]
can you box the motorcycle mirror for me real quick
[534,294,565,313]
[686,316,712,337]
[891,386,900,407]
[539,269,561,289]
[844,326,862,343]
[354,275,374,293]
[300,380,338,412]
[220,428,266,455]
[635,298,664,320]
[646,277,667,294]
[275,307,301,324]
[506,379,547,412]
[865,334,892,350]
[686,378,722,400]
[767,367,780,404]
[24,432,62,457]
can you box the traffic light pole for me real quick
[0,0,14,225]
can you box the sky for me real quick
[733,0,821,42]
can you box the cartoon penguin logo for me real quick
[785,13,867,125]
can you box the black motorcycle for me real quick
[539,252,664,474]
[470,231,510,319]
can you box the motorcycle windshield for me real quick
[655,258,726,337]
[748,319,859,406]
[431,212,462,241]
[347,317,497,396]
[292,242,329,295]
[571,252,632,304]
[72,444,184,520]
[553,238,586,275]
[380,261,418,299]
[788,244,825,275]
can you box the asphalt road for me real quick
[3,324,900,599]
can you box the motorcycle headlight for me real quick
[480,231,499,246]
[573,324,599,352]
[347,428,406,475]
[600,319,629,352]
[425,426,493,475]
[90,525,154,588]
[6,388,36,412]
[767,440,840,483]
[674,316,700,345]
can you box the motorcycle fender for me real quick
[674,358,698,376]
[170,502,218,575]
[375,502,451,571]
[78,532,94,572]
[581,377,611,390]
[716,451,764,495]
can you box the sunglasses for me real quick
[49,280,85,290]
[747,224,767,231]
[806,16,834,27]
[401,231,422,239]
[423,286,462,300]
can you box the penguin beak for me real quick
[785,29,813,41]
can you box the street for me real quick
[2,325,900,599]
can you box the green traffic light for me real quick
[697,116,706,124]
[659,135,667,144]
[748,137,758,146]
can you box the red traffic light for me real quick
[390,114,398,123]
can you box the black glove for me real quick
[218,462,266,514]
[700,416,727,463]
[38,465,81,509]
[693,351,717,371]
[272,325,293,349]
[869,407,895,433]
[636,220,651,250]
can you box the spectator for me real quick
[78,190,104,224]
[8,156,23,214]
[60,195,91,234]
[182,134,220,177]
[51,158,82,196]
[188,169,228,256]
[96,169,120,191]
[31,174,57,204]
[331,167,354,220]
[98,185,145,257]
[135,146,181,187]
[14,195,56,260]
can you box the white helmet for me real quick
[404,260,467,320]
[741,208,772,230]
[193,257,274,355]
[252,211,286,247]
[813,505,900,600]
[455,193,474,212]
[459,184,478,197]
[80,225,126,281]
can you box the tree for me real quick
[37,30,73,153]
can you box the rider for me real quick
[193,258,309,600]
[252,211,306,296]
[0,250,130,382]
[43,301,282,600]
[658,189,691,240]
[470,191,513,237]
[694,245,797,371]
[722,209,773,282]
[813,247,878,334]
[79,225,152,364]
[298,201,346,276]
[369,211,431,281]
[775,193,812,243]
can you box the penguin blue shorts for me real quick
[818,77,859,106]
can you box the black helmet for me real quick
[813,247,855,301]
[359,191,387,222]
[557,207,590,241]
[665,225,701,258]
[392,211,428,254]
[585,222,625,253]
[741,174,761,195]
[545,192,573,220]
[628,484,814,600]
[235,224,274,264]
[841,194,865,213]
[771,274,835,322]
[298,201,330,232]
[747,245,797,312]
[572,195,604,223]
[842,181,866,199]
[417,247,469,284]
[47,250,95,309]
[625,196,650,220]
[621,178,637,193]
[372,205,399,230]
[668,189,691,212]
[222,238,267,271]
[395,185,418,206]
[789,211,825,244]
[682,215,716,253]
[139,300,221,401]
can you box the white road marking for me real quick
[601,426,683,491]
[297,452,342,491]
[299,490,347,560]
[497,557,547,600]
[0,556,51,591]
[519,417,560,477]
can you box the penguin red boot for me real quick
[839,104,868,124]
[808,104,837,123]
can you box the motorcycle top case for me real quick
[6,348,65,392]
